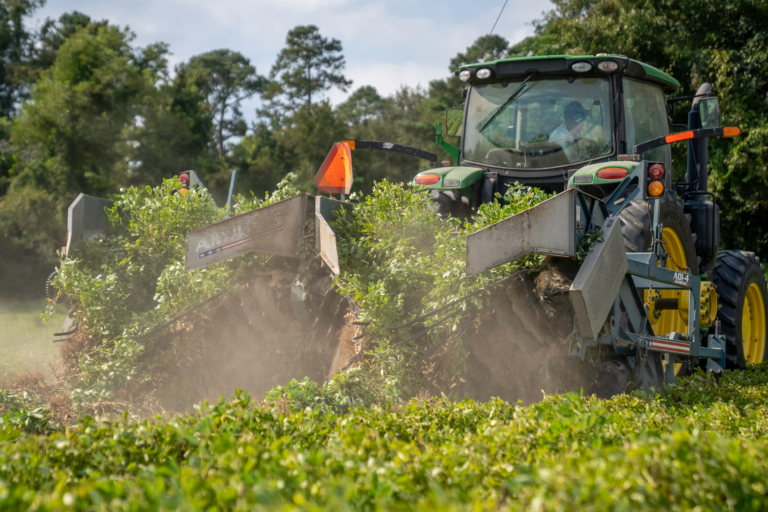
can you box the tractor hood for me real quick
[569,161,640,186]
[414,166,484,190]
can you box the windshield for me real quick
[464,77,614,169]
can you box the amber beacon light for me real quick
[645,162,666,198]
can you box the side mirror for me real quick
[699,97,721,129]
[445,108,463,137]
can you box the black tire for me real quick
[590,353,665,398]
[618,199,652,253]
[711,250,768,369]
[618,192,699,377]
[429,190,473,219]
[618,192,698,275]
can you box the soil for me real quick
[449,270,591,404]
[108,270,354,414]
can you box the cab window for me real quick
[623,79,671,168]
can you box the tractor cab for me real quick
[419,54,682,214]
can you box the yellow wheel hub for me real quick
[645,227,689,376]
[742,282,766,365]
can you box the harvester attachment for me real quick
[184,194,349,274]
[466,175,727,393]
[315,196,349,275]
[184,193,351,325]
[185,194,314,271]
[466,188,626,341]
[569,216,628,340]
[466,189,579,276]
[62,193,115,262]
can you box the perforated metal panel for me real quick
[569,216,628,339]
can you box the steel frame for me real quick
[572,162,726,383]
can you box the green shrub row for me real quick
[50,177,551,407]
[49,175,303,408]
[1,365,767,510]
[331,182,549,397]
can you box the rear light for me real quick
[596,168,629,180]
[647,181,665,197]
[415,173,440,186]
[648,163,665,180]
[179,173,190,186]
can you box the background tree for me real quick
[27,11,106,77]
[180,50,265,160]
[0,0,44,117]
[425,35,510,131]
[514,0,768,264]
[0,22,188,295]
[338,85,385,127]
[450,34,510,69]
[11,23,166,197]
[264,25,351,114]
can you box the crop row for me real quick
[0,364,767,510]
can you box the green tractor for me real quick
[415,54,767,377]
[57,53,767,397]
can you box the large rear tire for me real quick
[619,192,699,377]
[591,352,666,398]
[711,250,768,369]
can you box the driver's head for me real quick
[564,101,588,131]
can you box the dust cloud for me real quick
[108,270,357,413]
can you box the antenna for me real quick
[477,0,509,61]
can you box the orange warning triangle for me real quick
[315,142,352,194]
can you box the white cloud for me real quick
[34,0,552,118]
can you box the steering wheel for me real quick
[485,148,525,165]
[579,138,599,158]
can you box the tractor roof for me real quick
[458,54,680,93]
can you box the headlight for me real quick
[476,68,492,79]
[459,69,471,82]
[571,62,592,73]
[598,60,618,72]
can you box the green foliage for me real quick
[1,365,768,509]
[576,227,604,262]
[331,182,549,396]
[265,368,385,415]
[181,49,266,159]
[12,23,157,197]
[50,176,301,407]
[0,0,45,117]
[0,185,65,296]
[264,25,352,112]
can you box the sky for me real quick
[33,0,552,120]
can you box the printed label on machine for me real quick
[197,225,285,260]
[673,272,689,286]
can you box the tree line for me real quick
[0,0,765,298]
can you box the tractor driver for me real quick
[549,101,593,163]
